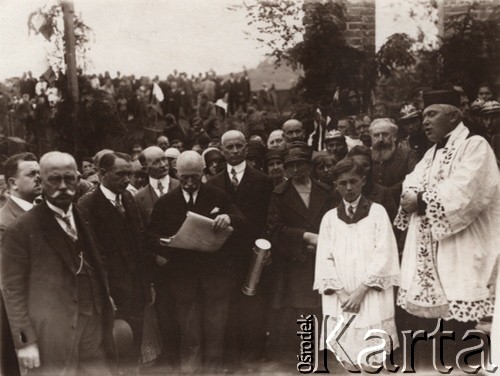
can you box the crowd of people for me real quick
[0,69,284,154]
[0,80,499,376]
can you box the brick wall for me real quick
[344,0,376,51]
[303,0,376,51]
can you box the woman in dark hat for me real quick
[245,140,266,171]
[202,147,226,182]
[267,142,336,363]
[265,149,286,187]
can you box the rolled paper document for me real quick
[242,239,272,296]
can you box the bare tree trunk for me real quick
[61,0,79,155]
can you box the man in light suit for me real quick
[79,152,151,368]
[207,130,274,365]
[0,152,41,376]
[1,152,114,375]
[135,146,179,226]
[147,151,245,373]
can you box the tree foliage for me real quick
[242,0,304,66]
[28,2,94,72]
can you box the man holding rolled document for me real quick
[146,151,245,373]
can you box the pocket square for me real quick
[210,207,220,215]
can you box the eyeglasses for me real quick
[47,174,78,185]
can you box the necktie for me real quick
[230,167,239,189]
[187,193,194,210]
[55,213,78,241]
[115,195,126,215]
[348,205,355,218]
[157,181,165,196]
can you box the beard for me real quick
[372,140,395,161]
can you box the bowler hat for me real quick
[423,90,460,108]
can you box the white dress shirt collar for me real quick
[100,184,117,202]
[46,200,74,218]
[227,161,246,185]
[10,195,33,212]
[149,175,170,196]
[227,161,246,175]
[182,189,199,205]
[343,194,362,211]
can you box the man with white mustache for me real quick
[1,152,114,375]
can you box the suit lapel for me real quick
[280,181,319,228]
[148,184,158,204]
[94,188,127,245]
[236,167,253,198]
[39,203,77,274]
[193,184,215,216]
[168,178,179,192]
[73,206,111,296]
[307,181,330,224]
[6,198,25,218]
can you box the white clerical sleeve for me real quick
[422,138,499,241]
[394,155,426,230]
[313,211,344,293]
[363,204,400,289]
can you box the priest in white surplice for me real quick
[395,89,500,368]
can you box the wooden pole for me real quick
[61,0,80,155]
[61,0,79,103]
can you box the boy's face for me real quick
[335,169,365,203]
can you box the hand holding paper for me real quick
[212,214,231,232]
[167,211,234,252]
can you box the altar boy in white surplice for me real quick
[314,158,400,368]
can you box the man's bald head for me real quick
[140,146,170,179]
[177,151,204,193]
[221,130,247,166]
[221,130,246,146]
[157,136,170,151]
[282,119,305,143]
[139,146,164,166]
[40,151,78,175]
[39,152,79,211]
[177,151,204,174]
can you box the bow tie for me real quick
[435,136,450,150]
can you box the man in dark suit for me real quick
[79,152,150,367]
[207,130,273,365]
[134,146,179,363]
[147,151,245,373]
[370,118,418,202]
[0,152,113,375]
[0,152,41,376]
[135,146,179,226]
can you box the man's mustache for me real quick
[372,140,393,151]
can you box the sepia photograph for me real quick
[0,0,499,374]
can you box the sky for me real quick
[0,0,437,79]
